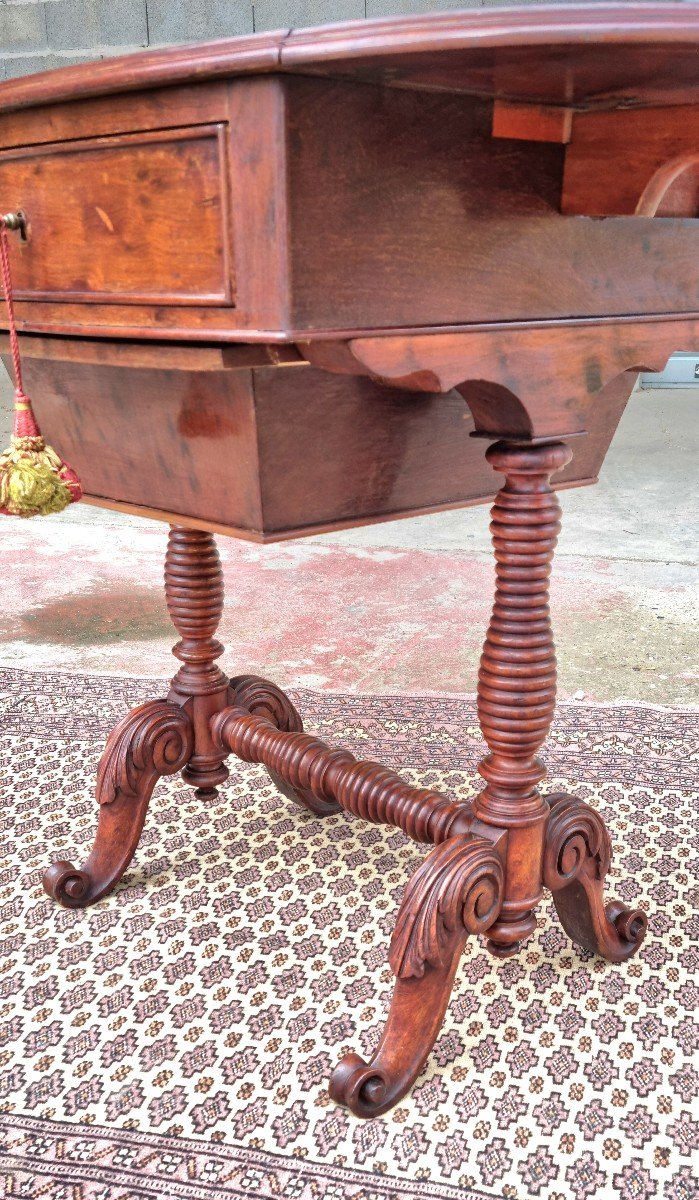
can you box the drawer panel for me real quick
[0,125,232,305]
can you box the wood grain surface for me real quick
[4,4,682,1117]
[1,5,698,113]
[0,126,232,305]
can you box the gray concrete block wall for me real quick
[2,0,698,81]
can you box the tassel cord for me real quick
[0,217,25,401]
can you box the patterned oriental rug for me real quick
[0,667,697,1200]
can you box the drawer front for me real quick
[0,124,232,305]
[4,352,631,542]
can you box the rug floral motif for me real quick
[0,667,697,1200]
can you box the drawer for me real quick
[0,124,233,305]
[0,343,633,542]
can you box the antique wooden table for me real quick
[1,4,697,1118]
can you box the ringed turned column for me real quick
[165,526,230,797]
[475,440,572,956]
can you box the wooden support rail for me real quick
[212,696,474,846]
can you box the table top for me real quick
[1,3,698,347]
[0,4,698,114]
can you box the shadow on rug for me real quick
[0,668,696,1200]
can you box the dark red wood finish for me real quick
[43,513,647,1116]
[0,339,634,539]
[4,4,692,1115]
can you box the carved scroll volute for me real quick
[229,674,304,733]
[97,700,194,804]
[389,834,504,980]
[544,793,647,962]
[544,792,611,888]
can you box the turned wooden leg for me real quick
[329,833,504,1117]
[544,792,647,961]
[474,440,572,957]
[43,699,193,907]
[228,675,340,816]
[165,527,231,797]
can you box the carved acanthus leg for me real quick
[212,705,473,843]
[544,793,647,962]
[43,523,229,907]
[329,834,504,1117]
[43,700,193,907]
[475,440,572,957]
[228,675,340,816]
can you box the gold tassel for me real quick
[0,434,74,517]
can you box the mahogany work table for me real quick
[1,4,697,1118]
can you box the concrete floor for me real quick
[0,366,697,705]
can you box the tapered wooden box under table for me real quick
[1,3,697,1116]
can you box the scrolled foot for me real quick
[42,700,194,908]
[607,900,647,945]
[544,792,647,962]
[228,675,340,816]
[328,967,461,1118]
[329,1053,393,1118]
[330,833,504,1116]
[42,861,91,908]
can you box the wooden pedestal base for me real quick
[42,441,647,1118]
